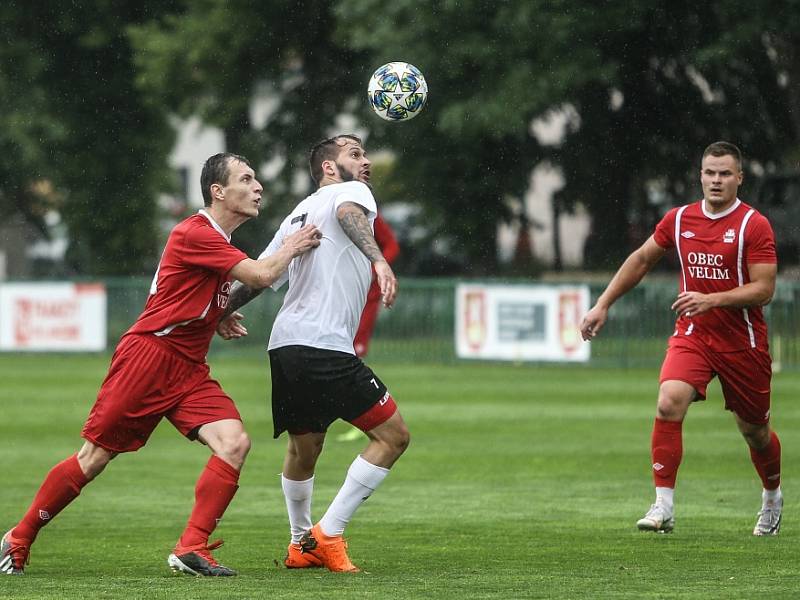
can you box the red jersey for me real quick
[125,211,248,362]
[374,214,400,265]
[366,214,400,291]
[653,199,777,352]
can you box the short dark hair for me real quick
[308,134,363,185]
[200,152,251,206]
[702,141,742,170]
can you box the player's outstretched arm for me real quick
[580,236,665,340]
[230,224,321,289]
[337,202,398,307]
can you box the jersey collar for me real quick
[197,209,232,242]
[701,197,741,220]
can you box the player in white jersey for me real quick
[262,177,377,353]
[218,135,409,572]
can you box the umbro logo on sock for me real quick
[38,509,51,521]
[652,463,664,471]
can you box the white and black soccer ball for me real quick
[367,62,428,122]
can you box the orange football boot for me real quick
[299,524,360,573]
[284,542,323,568]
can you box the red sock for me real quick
[178,455,240,548]
[12,454,89,545]
[651,418,683,488]
[750,431,781,490]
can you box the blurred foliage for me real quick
[4,0,800,274]
[128,0,367,257]
[336,0,800,269]
[0,1,178,275]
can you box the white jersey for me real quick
[260,181,377,354]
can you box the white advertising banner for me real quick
[0,283,107,351]
[455,283,590,362]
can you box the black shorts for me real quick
[269,345,388,438]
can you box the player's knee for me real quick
[385,421,410,458]
[236,431,252,461]
[293,446,323,473]
[77,443,115,480]
[742,424,770,450]
[656,381,697,421]
[656,387,691,420]
[656,402,679,420]
[287,435,324,463]
[217,431,251,466]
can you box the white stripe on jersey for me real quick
[149,248,166,295]
[737,208,756,348]
[675,205,689,296]
[154,298,212,337]
[149,209,226,333]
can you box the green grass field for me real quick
[0,353,797,599]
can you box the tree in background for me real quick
[6,0,800,276]
[0,2,177,276]
[546,1,800,267]
[337,0,800,269]
[0,6,63,240]
[129,0,368,257]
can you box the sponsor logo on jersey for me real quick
[723,228,736,243]
[217,281,232,309]
[686,252,730,280]
[681,231,695,238]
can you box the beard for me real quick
[335,162,356,182]
[334,162,371,188]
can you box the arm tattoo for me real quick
[223,281,263,317]
[337,203,385,263]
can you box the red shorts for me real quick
[659,335,772,424]
[81,334,241,453]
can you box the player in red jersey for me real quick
[0,153,321,576]
[580,141,782,536]
[353,213,400,358]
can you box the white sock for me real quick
[281,474,314,544]
[763,486,782,507]
[318,455,389,537]
[655,487,674,510]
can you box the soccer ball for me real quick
[367,62,428,121]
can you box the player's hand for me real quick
[216,312,248,340]
[374,260,397,308]
[284,224,322,257]
[671,291,715,318]
[580,305,608,341]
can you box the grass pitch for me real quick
[0,352,797,599]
